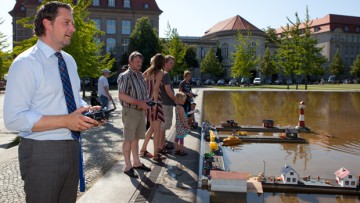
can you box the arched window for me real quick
[106,38,116,52]
[221,43,229,59]
[144,3,149,9]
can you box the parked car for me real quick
[274,79,283,85]
[81,78,91,86]
[328,75,337,84]
[217,79,225,86]
[253,78,261,85]
[241,77,250,85]
[286,79,293,85]
[228,79,239,86]
[191,77,201,86]
[204,79,215,85]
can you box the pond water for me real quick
[203,91,360,203]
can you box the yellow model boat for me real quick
[222,135,241,146]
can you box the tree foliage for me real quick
[259,47,277,78]
[128,16,162,71]
[231,30,260,78]
[12,0,114,80]
[350,54,360,80]
[162,24,187,76]
[264,26,280,47]
[0,18,11,79]
[276,7,326,89]
[200,48,223,79]
[330,48,345,78]
[184,46,198,69]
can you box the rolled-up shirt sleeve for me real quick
[4,58,42,132]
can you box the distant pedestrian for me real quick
[179,71,197,114]
[174,92,191,156]
[118,51,152,178]
[3,2,99,202]
[98,68,112,109]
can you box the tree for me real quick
[264,26,280,47]
[200,48,223,79]
[296,8,327,89]
[184,46,198,71]
[231,30,260,78]
[162,24,187,77]
[0,18,11,79]
[329,48,345,80]
[128,17,162,71]
[350,54,360,81]
[259,47,277,81]
[12,0,114,91]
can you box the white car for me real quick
[253,78,261,85]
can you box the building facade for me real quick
[9,0,162,55]
[276,14,360,78]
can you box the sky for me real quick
[1,0,360,50]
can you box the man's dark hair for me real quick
[34,1,73,37]
[128,51,144,62]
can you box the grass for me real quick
[211,84,360,91]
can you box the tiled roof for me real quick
[276,14,360,34]
[204,15,262,36]
[335,167,351,179]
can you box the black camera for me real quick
[84,108,116,121]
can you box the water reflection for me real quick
[203,91,360,203]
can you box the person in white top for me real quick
[98,68,112,109]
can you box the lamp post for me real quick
[263,160,266,176]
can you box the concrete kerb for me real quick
[77,89,204,203]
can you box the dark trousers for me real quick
[19,138,80,203]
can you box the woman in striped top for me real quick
[140,53,166,162]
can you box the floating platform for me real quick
[217,125,287,133]
[262,178,360,196]
[217,134,307,144]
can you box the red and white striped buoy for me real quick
[298,101,306,128]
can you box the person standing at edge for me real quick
[98,68,112,109]
[179,71,196,114]
[118,51,152,178]
[3,2,99,203]
[159,55,176,151]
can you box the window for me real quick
[222,43,229,59]
[314,27,320,32]
[344,26,349,32]
[290,172,294,175]
[91,18,101,30]
[106,38,116,52]
[123,0,130,8]
[292,178,296,182]
[201,48,205,59]
[108,0,115,7]
[93,0,99,6]
[38,0,42,2]
[287,178,291,182]
[351,181,355,186]
[356,27,360,33]
[20,6,25,11]
[251,42,256,54]
[345,181,349,185]
[122,20,131,35]
[144,3,149,9]
[106,20,116,34]
[122,38,129,53]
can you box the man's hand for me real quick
[137,100,151,110]
[66,106,99,131]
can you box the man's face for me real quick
[129,56,143,71]
[46,7,76,51]
[185,74,192,81]
[165,59,175,71]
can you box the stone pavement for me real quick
[0,89,204,203]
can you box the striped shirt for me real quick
[117,67,147,109]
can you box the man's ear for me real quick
[42,19,51,30]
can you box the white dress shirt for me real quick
[3,39,87,140]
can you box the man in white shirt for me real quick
[98,68,112,109]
